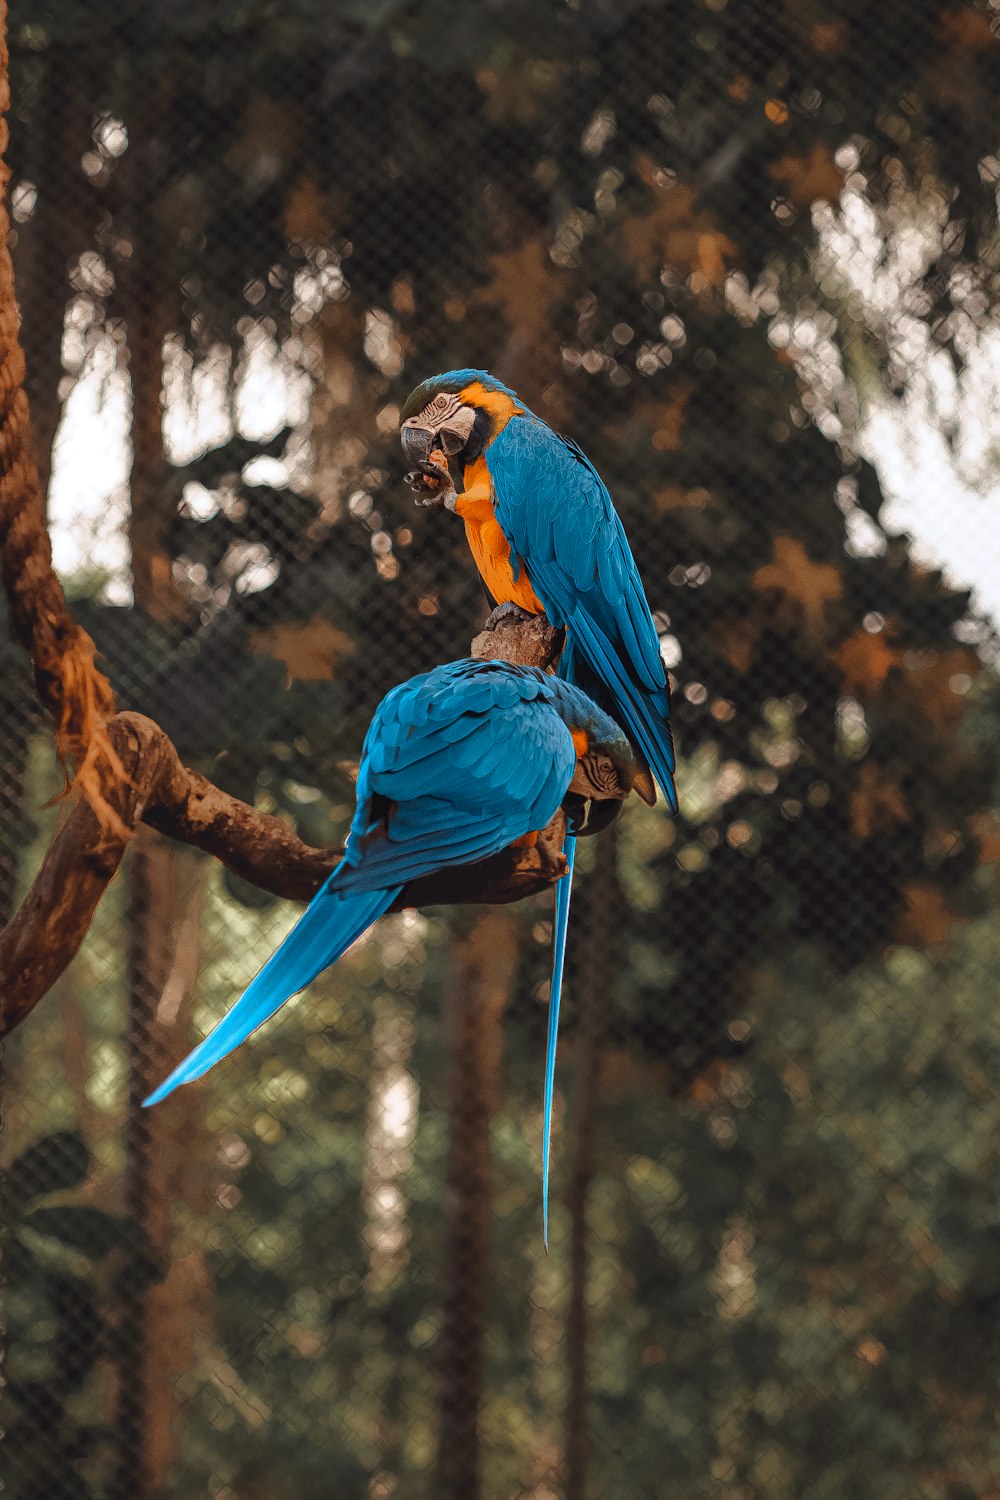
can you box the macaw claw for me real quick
[404,469,443,506]
[484,600,536,630]
[405,458,453,507]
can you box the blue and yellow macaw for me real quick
[400,370,676,812]
[401,370,678,1236]
[145,658,638,1248]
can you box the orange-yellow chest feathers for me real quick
[455,453,543,614]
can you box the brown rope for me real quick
[0,0,125,835]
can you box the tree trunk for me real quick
[117,829,212,1497]
[437,910,518,1500]
[113,79,181,624]
[11,52,93,495]
[565,829,620,1500]
[112,80,198,1492]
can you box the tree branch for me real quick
[0,610,565,1038]
[0,492,563,1038]
[0,0,567,1036]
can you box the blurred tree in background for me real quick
[3,2,1000,1498]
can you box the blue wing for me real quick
[145,660,577,1106]
[336,660,576,890]
[486,420,678,813]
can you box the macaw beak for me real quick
[564,792,623,837]
[401,423,434,464]
[579,795,623,835]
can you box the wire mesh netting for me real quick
[4,2,1000,1497]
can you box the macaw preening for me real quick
[144,658,637,1241]
[400,370,678,1236]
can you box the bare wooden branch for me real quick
[0,618,567,1036]
[470,610,563,670]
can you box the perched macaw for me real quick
[400,369,676,812]
[144,658,638,1250]
[401,370,678,1237]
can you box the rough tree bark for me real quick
[2,44,94,920]
[115,834,214,1498]
[113,115,204,1497]
[565,827,620,1500]
[438,909,519,1500]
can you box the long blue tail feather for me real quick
[542,835,576,1250]
[144,877,399,1107]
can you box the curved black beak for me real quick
[401,423,434,464]
[563,792,624,837]
[580,796,624,836]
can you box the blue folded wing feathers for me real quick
[146,663,579,1107]
[569,605,677,812]
[343,716,575,891]
[488,424,676,808]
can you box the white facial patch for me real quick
[418,392,465,425]
[414,395,476,452]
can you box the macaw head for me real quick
[400,370,524,468]
[561,694,656,834]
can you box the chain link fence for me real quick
[4,3,1000,1497]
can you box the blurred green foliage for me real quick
[2,1125,160,1500]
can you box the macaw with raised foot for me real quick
[144,658,639,1243]
[400,370,679,1239]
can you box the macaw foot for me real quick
[405,458,457,509]
[484,600,537,630]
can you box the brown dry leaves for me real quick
[715,620,761,674]
[832,629,903,697]
[283,174,337,243]
[251,615,355,684]
[809,21,848,54]
[641,384,694,453]
[472,235,562,343]
[897,882,960,948]
[622,159,735,286]
[939,6,996,50]
[771,145,844,208]
[475,59,568,125]
[849,763,908,841]
[899,650,981,735]
[752,536,842,638]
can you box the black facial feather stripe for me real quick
[417,393,464,426]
